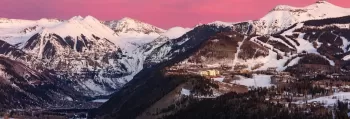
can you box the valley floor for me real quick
[0,101,104,119]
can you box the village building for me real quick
[200,70,220,77]
[278,72,291,76]
[234,64,248,71]
[271,75,296,84]
[267,67,278,73]
[239,69,250,74]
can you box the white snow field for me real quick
[235,74,274,89]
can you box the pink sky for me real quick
[1,0,350,29]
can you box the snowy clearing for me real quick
[212,77,225,82]
[295,92,350,106]
[234,74,273,89]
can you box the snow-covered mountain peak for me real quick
[119,17,135,22]
[68,15,99,22]
[104,17,165,35]
[272,1,336,11]
[306,0,345,10]
[255,1,350,35]
[69,15,84,21]
[83,15,100,23]
[41,16,115,40]
[266,1,350,20]
[272,5,296,11]
[37,18,62,24]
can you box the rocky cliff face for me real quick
[0,56,87,109]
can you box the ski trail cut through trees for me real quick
[232,24,251,71]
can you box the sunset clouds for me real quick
[1,0,349,28]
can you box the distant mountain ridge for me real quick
[104,17,165,35]
[0,15,190,109]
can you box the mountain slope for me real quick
[95,24,233,118]
[95,13,350,119]
[0,56,86,109]
[17,16,134,96]
[0,40,25,58]
[145,24,232,67]
[0,15,171,97]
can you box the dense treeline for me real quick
[299,54,331,65]
[164,88,332,119]
[0,40,25,58]
[275,24,298,35]
[146,24,232,67]
[189,77,219,96]
[256,36,294,53]
[272,34,297,49]
[239,40,269,60]
[96,71,186,119]
[334,101,349,119]
[187,32,242,63]
[274,80,330,97]
[303,15,350,26]
[152,79,219,117]
[285,35,300,46]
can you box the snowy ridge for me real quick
[104,17,165,35]
[0,16,166,47]
[162,27,192,39]
[0,18,62,45]
[208,21,235,27]
[42,15,117,41]
[254,0,350,34]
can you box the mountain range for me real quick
[1,0,350,118]
[0,14,191,108]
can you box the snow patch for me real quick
[235,74,273,89]
[295,92,350,106]
[286,57,302,67]
[163,27,192,39]
[212,77,225,82]
[181,88,191,96]
[343,55,350,61]
[92,99,109,103]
